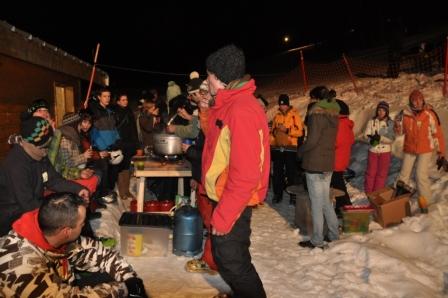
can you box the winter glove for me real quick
[368,132,381,147]
[125,277,148,298]
[436,156,448,171]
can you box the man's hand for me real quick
[212,227,227,236]
[99,151,110,158]
[190,179,198,190]
[177,108,192,121]
[181,143,191,153]
[79,168,94,179]
[166,125,176,133]
[125,277,148,298]
[276,124,288,133]
[78,189,90,204]
[83,148,93,159]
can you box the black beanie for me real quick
[27,98,49,115]
[187,78,203,94]
[278,94,290,106]
[20,116,53,146]
[21,98,50,121]
[206,44,245,84]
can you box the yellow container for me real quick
[127,233,143,256]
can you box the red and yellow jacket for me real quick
[398,105,445,155]
[202,79,270,234]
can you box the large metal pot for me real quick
[153,133,183,156]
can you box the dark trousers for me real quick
[211,207,266,298]
[272,150,297,196]
[330,171,352,212]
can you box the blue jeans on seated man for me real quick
[305,172,339,247]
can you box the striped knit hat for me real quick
[20,116,53,147]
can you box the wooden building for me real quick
[0,20,109,158]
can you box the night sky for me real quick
[2,1,447,90]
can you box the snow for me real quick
[95,73,448,297]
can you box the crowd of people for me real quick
[0,42,446,297]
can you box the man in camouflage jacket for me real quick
[0,192,147,297]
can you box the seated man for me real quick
[0,116,89,236]
[0,192,148,297]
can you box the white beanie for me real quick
[166,81,182,102]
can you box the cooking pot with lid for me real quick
[153,133,183,156]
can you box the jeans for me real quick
[306,172,339,246]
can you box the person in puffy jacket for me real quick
[270,94,304,204]
[394,90,445,204]
[203,44,269,298]
[297,89,340,249]
[364,101,395,193]
[331,100,354,215]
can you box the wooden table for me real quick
[133,158,192,212]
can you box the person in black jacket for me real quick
[182,77,218,273]
[113,93,139,200]
[0,117,88,236]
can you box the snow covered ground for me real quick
[95,73,448,297]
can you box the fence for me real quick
[256,37,448,99]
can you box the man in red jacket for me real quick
[202,44,270,298]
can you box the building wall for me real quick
[0,54,82,159]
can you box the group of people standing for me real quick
[270,83,446,251]
[0,39,446,297]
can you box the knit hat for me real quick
[20,98,50,121]
[278,94,290,106]
[187,71,203,94]
[62,112,81,126]
[206,44,245,84]
[337,99,350,115]
[27,98,49,115]
[167,81,182,102]
[20,116,53,147]
[376,101,389,115]
[409,90,425,105]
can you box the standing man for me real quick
[87,87,121,198]
[270,94,304,204]
[297,91,340,249]
[394,90,445,207]
[202,44,270,298]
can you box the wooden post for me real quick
[342,53,360,94]
[83,43,101,109]
[300,50,308,96]
[443,36,448,97]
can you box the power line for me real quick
[97,63,288,78]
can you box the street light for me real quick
[283,35,290,43]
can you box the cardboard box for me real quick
[367,186,411,228]
[119,212,172,257]
[342,206,373,234]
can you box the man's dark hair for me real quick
[96,87,111,96]
[38,192,85,236]
[309,86,336,101]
